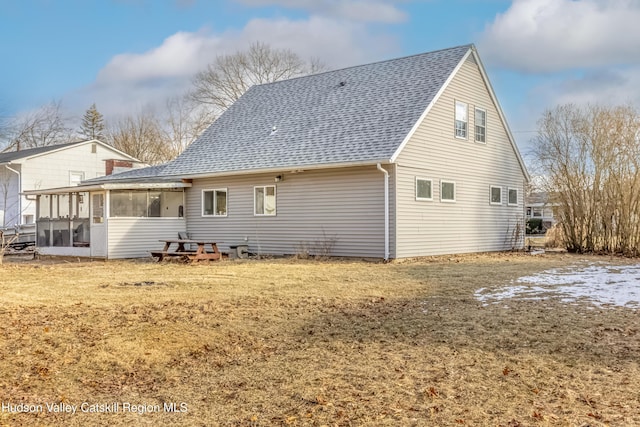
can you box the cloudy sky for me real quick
[1,0,639,158]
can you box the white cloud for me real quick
[479,0,640,73]
[69,16,398,118]
[96,31,222,84]
[235,0,408,23]
[549,67,640,107]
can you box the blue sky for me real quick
[2,0,640,157]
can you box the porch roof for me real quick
[22,180,191,196]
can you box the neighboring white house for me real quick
[525,191,557,232]
[26,44,530,260]
[0,139,140,228]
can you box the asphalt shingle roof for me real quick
[0,141,85,163]
[84,164,170,183]
[102,44,471,181]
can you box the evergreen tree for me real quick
[79,103,105,141]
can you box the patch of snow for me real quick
[475,263,640,309]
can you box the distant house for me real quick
[0,140,141,251]
[27,44,529,259]
[0,139,140,228]
[525,191,557,232]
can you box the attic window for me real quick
[455,101,468,139]
[475,108,486,143]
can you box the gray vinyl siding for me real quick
[107,218,186,258]
[185,165,394,258]
[394,56,526,258]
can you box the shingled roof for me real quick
[0,139,139,165]
[101,44,474,181]
[171,44,471,176]
[0,141,84,163]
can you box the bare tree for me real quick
[79,103,105,141]
[161,96,214,158]
[106,110,174,165]
[533,103,640,255]
[0,108,11,151]
[4,100,74,151]
[190,42,325,117]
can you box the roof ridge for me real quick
[253,44,473,88]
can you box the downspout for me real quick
[4,164,21,227]
[376,163,389,261]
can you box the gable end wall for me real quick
[394,56,526,257]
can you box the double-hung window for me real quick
[254,186,276,216]
[455,101,468,139]
[202,189,227,216]
[475,108,486,143]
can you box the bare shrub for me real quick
[0,229,19,265]
[533,104,640,256]
[544,223,565,248]
[295,230,338,260]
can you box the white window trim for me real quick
[490,185,502,205]
[454,101,468,140]
[475,107,487,144]
[69,171,85,186]
[508,187,518,206]
[254,185,277,216]
[440,180,456,203]
[201,188,228,217]
[415,177,433,201]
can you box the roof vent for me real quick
[339,81,346,87]
[270,125,278,136]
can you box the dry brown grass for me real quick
[1,252,639,426]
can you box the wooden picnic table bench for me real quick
[151,239,222,263]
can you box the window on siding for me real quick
[475,108,486,143]
[254,186,276,216]
[441,180,456,202]
[202,189,228,216]
[415,178,433,201]
[110,189,183,218]
[508,188,518,206]
[455,101,468,139]
[490,186,502,205]
[70,171,84,186]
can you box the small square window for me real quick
[441,180,456,202]
[70,171,84,186]
[416,178,432,201]
[508,188,518,206]
[202,189,227,216]
[490,186,502,205]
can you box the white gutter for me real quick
[4,164,21,226]
[376,163,389,261]
[158,159,390,181]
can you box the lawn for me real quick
[1,252,639,426]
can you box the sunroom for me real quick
[25,181,190,258]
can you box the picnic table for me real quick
[150,239,222,263]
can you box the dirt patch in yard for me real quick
[0,253,639,426]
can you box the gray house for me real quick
[27,44,529,260]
